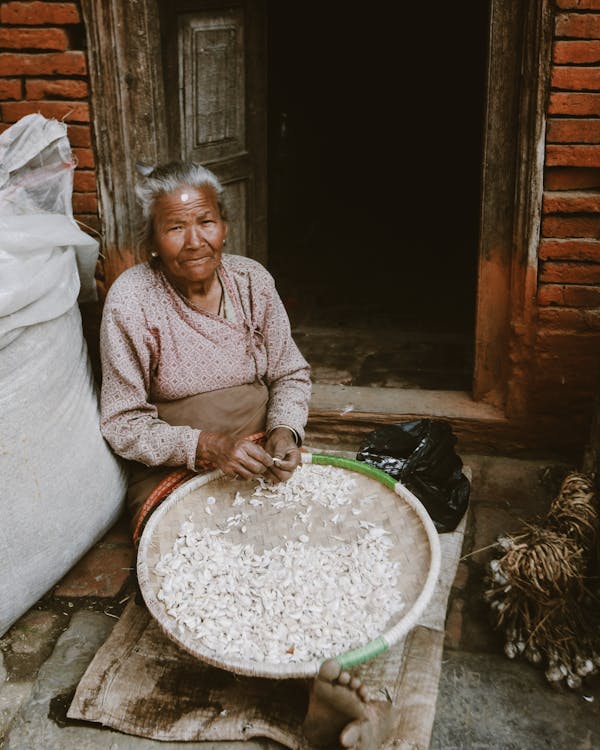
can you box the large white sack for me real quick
[0,115,127,635]
[0,306,127,635]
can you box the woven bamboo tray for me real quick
[137,452,441,679]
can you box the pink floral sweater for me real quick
[99,255,311,469]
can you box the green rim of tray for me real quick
[302,452,441,672]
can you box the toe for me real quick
[357,684,369,701]
[338,670,351,686]
[349,676,362,691]
[318,658,342,682]
[340,719,363,748]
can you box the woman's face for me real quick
[151,185,228,288]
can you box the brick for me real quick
[548,92,600,117]
[66,123,91,147]
[546,144,600,167]
[534,350,600,375]
[0,27,69,50]
[552,65,600,90]
[554,40,600,64]
[2,100,89,123]
[527,396,594,431]
[532,368,597,402]
[26,78,88,99]
[544,166,600,189]
[535,328,600,354]
[530,374,598,412]
[54,545,134,598]
[539,307,600,331]
[532,355,600,386]
[0,51,86,76]
[0,2,80,25]
[539,283,600,306]
[543,191,600,213]
[556,0,600,7]
[74,213,101,234]
[73,169,97,192]
[540,260,600,284]
[72,147,94,168]
[72,192,98,213]
[547,118,600,144]
[555,12,600,38]
[0,78,21,100]
[539,239,600,261]
[542,213,600,236]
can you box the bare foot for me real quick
[339,701,397,749]
[302,658,396,749]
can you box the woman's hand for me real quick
[264,427,301,483]
[196,431,273,479]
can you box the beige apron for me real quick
[127,381,269,538]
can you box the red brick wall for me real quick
[0,1,99,236]
[534,0,600,428]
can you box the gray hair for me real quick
[135,160,226,263]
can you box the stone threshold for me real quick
[306,385,579,460]
[309,384,503,421]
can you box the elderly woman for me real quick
[99,160,395,750]
[99,161,311,544]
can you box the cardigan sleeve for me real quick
[259,274,312,442]
[99,293,200,470]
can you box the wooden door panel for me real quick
[179,9,245,162]
[220,177,247,258]
[161,0,266,264]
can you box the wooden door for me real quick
[159,0,267,265]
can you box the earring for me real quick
[151,251,159,258]
[223,239,227,247]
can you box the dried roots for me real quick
[484,472,600,690]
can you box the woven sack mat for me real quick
[67,512,465,750]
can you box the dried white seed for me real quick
[155,465,405,664]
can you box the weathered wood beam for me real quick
[80,0,169,295]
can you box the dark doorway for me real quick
[267,4,489,390]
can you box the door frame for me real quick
[473,0,554,413]
[81,0,554,414]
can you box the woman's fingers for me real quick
[264,425,301,484]
[196,431,272,477]
[271,450,299,472]
[265,447,300,483]
[196,430,302,483]
[225,438,286,479]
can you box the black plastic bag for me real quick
[356,419,470,533]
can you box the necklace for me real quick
[173,274,225,317]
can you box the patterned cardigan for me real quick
[99,255,311,470]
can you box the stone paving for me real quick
[1,452,600,749]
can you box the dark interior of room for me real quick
[266,4,489,389]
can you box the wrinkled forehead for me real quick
[153,185,221,221]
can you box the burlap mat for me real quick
[67,512,466,749]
